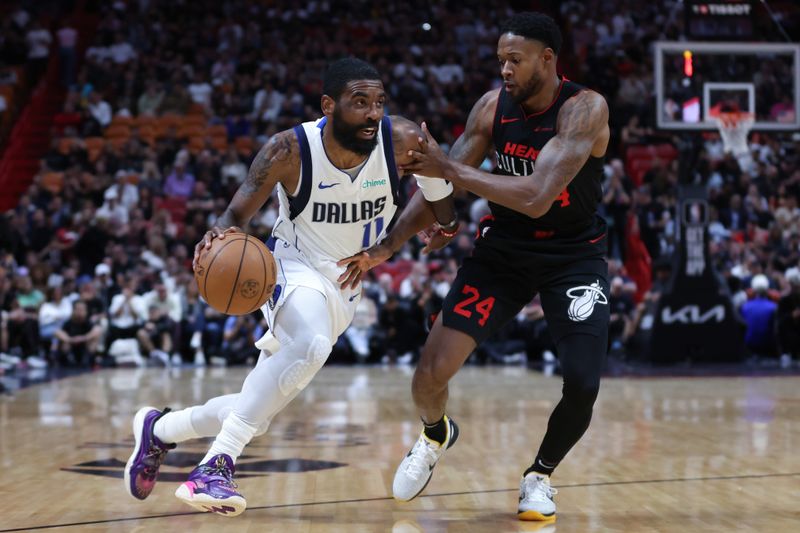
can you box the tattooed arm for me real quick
[403,90,609,219]
[193,129,299,269]
[216,129,299,228]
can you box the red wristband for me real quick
[438,222,459,238]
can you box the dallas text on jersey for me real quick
[311,196,387,224]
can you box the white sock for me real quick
[188,393,238,436]
[202,412,258,464]
[177,392,271,440]
[153,407,200,444]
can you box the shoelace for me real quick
[141,442,171,477]
[522,478,558,501]
[196,463,239,489]
[404,438,440,480]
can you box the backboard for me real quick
[654,41,799,131]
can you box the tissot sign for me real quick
[690,2,751,15]
[684,0,754,39]
[648,186,745,362]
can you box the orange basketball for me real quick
[194,231,276,315]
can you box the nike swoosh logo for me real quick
[318,182,338,189]
[348,292,360,302]
[500,116,520,124]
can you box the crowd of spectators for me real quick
[1,0,798,373]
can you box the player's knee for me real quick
[278,334,332,395]
[558,334,603,406]
[254,419,270,437]
[563,375,600,406]
[301,333,332,373]
[414,354,453,392]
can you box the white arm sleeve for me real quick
[414,174,453,202]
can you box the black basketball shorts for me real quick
[440,229,610,346]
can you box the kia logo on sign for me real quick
[661,304,725,324]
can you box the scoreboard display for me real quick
[685,0,755,39]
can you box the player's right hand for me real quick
[336,243,394,289]
[193,226,242,272]
[398,122,449,178]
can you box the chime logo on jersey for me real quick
[565,280,607,322]
[311,196,387,224]
[362,178,387,189]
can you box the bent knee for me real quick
[563,379,600,405]
[278,334,332,395]
[415,354,458,391]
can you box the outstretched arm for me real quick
[335,115,467,289]
[391,115,456,226]
[403,90,609,219]
[377,97,498,250]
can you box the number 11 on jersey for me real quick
[362,216,385,247]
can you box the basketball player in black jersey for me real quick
[340,12,609,521]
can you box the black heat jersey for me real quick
[491,77,604,236]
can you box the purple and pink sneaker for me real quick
[124,406,175,500]
[175,454,246,516]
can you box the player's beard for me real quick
[510,70,545,105]
[332,107,379,156]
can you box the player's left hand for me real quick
[417,222,460,254]
[337,242,394,289]
[399,122,449,178]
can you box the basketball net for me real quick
[711,111,754,173]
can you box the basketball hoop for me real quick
[710,111,753,157]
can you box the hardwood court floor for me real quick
[1,365,799,532]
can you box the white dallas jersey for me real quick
[270,116,400,283]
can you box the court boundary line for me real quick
[3,471,799,531]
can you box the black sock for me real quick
[524,456,557,477]
[422,416,448,445]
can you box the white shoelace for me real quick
[404,438,440,480]
[521,477,558,502]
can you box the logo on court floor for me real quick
[565,280,607,322]
[61,448,348,481]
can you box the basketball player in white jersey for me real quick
[123,58,458,516]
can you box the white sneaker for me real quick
[0,353,21,365]
[170,353,183,366]
[518,473,557,521]
[189,331,202,350]
[26,355,49,369]
[150,350,170,366]
[392,415,459,501]
[194,350,206,367]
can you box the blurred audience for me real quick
[1,0,797,371]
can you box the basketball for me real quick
[194,231,276,315]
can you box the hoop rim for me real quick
[710,111,755,130]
